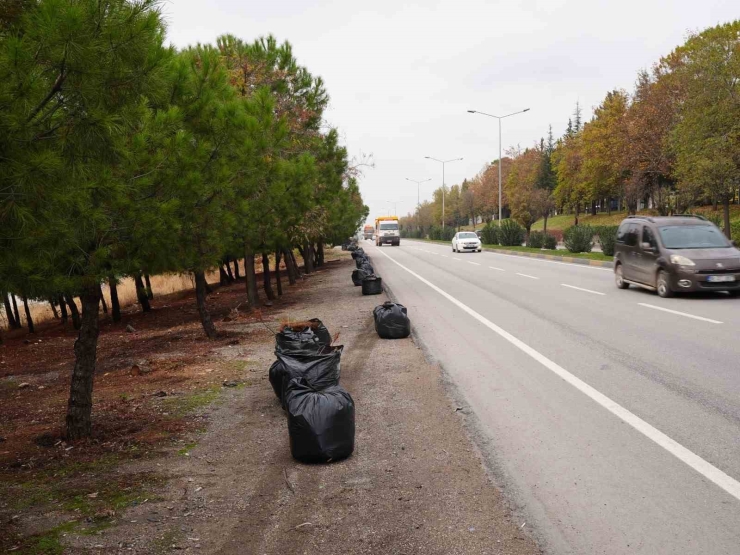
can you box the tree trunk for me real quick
[225,258,235,282]
[22,295,34,334]
[262,253,275,301]
[244,245,259,310]
[11,294,21,329]
[219,265,229,286]
[65,294,81,330]
[134,273,151,312]
[99,285,108,314]
[3,291,19,329]
[275,250,283,296]
[59,295,68,324]
[722,195,731,239]
[290,249,303,278]
[65,284,101,441]
[108,277,121,323]
[302,242,314,274]
[144,274,154,300]
[194,270,217,339]
[48,298,59,319]
[543,214,548,234]
[233,258,240,280]
[283,248,297,285]
[317,239,325,267]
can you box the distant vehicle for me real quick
[452,231,481,253]
[375,216,400,246]
[475,229,483,239]
[613,215,740,298]
[363,225,374,240]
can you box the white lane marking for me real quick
[484,250,613,272]
[637,303,723,325]
[440,255,449,258]
[561,284,606,296]
[468,261,481,266]
[516,272,539,280]
[375,247,740,503]
[489,266,505,271]
[453,258,462,261]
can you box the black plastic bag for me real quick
[275,319,331,353]
[373,301,411,339]
[362,275,383,295]
[352,268,371,286]
[351,249,365,259]
[273,345,343,406]
[285,378,355,463]
[354,256,369,269]
[359,261,374,274]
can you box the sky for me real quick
[164,0,738,225]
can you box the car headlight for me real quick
[670,254,695,266]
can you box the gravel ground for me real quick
[72,252,541,555]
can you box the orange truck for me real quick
[375,216,400,246]
[363,224,374,240]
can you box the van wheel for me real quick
[657,270,674,298]
[615,264,629,289]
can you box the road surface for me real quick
[365,239,740,555]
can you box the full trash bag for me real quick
[350,249,365,259]
[354,256,369,269]
[359,261,374,274]
[373,301,411,339]
[362,275,383,295]
[352,267,372,286]
[285,378,355,463]
[271,346,343,406]
[275,319,332,353]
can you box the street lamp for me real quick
[467,108,530,226]
[405,177,431,214]
[425,156,463,229]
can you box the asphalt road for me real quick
[364,239,740,555]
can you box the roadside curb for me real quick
[403,239,613,268]
[480,247,614,268]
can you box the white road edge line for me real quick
[374,247,740,502]
[637,303,723,325]
[468,261,481,266]
[516,272,539,280]
[561,284,606,296]
[489,266,505,271]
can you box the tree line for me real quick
[402,20,740,240]
[0,0,368,439]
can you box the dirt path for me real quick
[68,252,541,555]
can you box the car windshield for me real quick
[658,225,730,249]
[459,232,478,239]
[379,222,398,230]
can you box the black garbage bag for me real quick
[352,267,371,286]
[285,378,355,463]
[373,301,411,339]
[359,261,374,274]
[273,345,343,406]
[354,256,369,269]
[350,249,365,259]
[275,319,332,353]
[362,275,383,295]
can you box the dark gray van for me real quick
[613,215,740,298]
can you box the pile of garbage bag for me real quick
[267,318,355,463]
[373,301,411,339]
[362,275,383,295]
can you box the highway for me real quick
[364,239,740,555]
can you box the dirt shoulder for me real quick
[58,252,541,555]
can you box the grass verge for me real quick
[404,238,613,262]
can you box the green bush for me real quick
[480,223,499,245]
[594,225,618,256]
[543,233,558,250]
[564,225,594,253]
[731,221,740,242]
[526,231,546,249]
[428,226,455,241]
[703,212,723,228]
[498,219,525,246]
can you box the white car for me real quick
[452,231,482,252]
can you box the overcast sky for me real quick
[164,0,737,225]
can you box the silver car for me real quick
[452,231,482,253]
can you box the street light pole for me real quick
[467,108,530,226]
[405,177,431,215]
[425,156,463,229]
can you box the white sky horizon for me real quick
[163,0,738,226]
